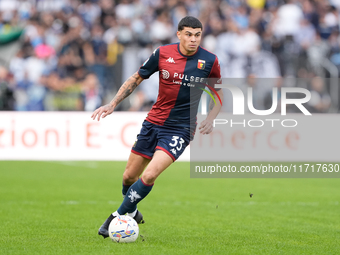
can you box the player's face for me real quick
[177,27,202,56]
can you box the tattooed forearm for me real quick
[110,72,143,107]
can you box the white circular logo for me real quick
[161,69,170,79]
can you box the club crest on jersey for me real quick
[197,59,205,70]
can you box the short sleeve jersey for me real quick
[138,43,221,130]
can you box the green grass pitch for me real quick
[0,161,339,255]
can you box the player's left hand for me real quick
[91,104,115,121]
[199,119,213,134]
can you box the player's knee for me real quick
[141,172,157,185]
[123,171,138,185]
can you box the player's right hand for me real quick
[91,104,115,121]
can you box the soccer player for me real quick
[91,16,223,238]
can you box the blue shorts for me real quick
[131,120,191,161]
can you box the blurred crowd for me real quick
[0,0,339,113]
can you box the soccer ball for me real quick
[108,215,139,243]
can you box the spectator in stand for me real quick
[272,0,304,39]
[0,66,15,110]
[150,9,173,45]
[307,76,331,113]
[82,72,103,111]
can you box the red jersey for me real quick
[138,43,221,129]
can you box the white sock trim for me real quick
[112,211,120,217]
[126,209,137,218]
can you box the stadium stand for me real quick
[0,0,339,112]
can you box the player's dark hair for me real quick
[178,16,203,31]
